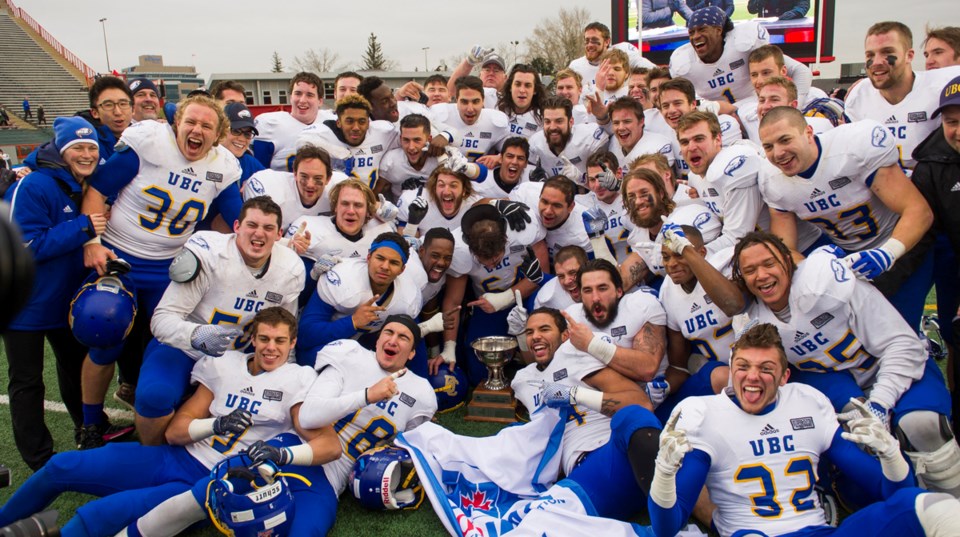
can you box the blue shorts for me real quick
[567,405,661,520]
[656,361,727,423]
[0,442,207,535]
[774,487,926,537]
[135,339,198,418]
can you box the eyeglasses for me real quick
[97,100,132,111]
[230,128,255,139]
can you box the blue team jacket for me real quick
[5,142,98,330]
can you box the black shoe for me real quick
[77,424,104,450]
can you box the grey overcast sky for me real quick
[10,1,958,82]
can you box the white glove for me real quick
[439,340,457,364]
[650,411,692,508]
[310,254,341,280]
[481,289,517,312]
[839,398,909,482]
[466,45,495,66]
[697,99,721,115]
[190,325,243,357]
[440,147,471,175]
[376,194,400,222]
[506,290,528,336]
[660,215,693,255]
[644,376,670,408]
[418,312,445,336]
[838,398,891,432]
[558,155,581,183]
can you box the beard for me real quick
[584,298,620,328]
[547,129,572,155]
[631,193,667,228]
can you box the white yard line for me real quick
[0,394,135,421]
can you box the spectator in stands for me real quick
[36,105,46,126]
[0,106,9,126]
[0,149,10,169]
[684,0,734,19]
[22,97,31,120]
[747,0,809,19]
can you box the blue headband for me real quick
[689,6,726,28]
[370,239,408,264]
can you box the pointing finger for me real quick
[390,368,408,380]
[665,410,682,432]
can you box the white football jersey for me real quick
[403,247,446,305]
[686,143,765,254]
[739,101,834,144]
[430,104,510,160]
[660,248,735,363]
[150,231,305,360]
[528,124,610,186]
[644,108,675,139]
[576,192,632,263]
[670,383,837,537]
[313,339,437,494]
[626,202,722,276]
[396,191,481,233]
[254,111,320,172]
[533,277,577,311]
[243,169,324,229]
[671,114,743,181]
[572,104,597,125]
[296,120,399,191]
[449,221,543,295]
[507,109,542,139]
[758,121,900,251]
[670,22,769,104]
[513,340,610,474]
[186,351,316,469]
[565,289,666,348]
[471,168,530,199]
[611,130,675,175]
[569,44,656,90]
[845,65,960,170]
[746,251,927,409]
[287,214,395,262]
[102,121,241,259]
[378,148,439,199]
[315,257,422,335]
[510,182,593,259]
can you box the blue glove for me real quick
[644,376,670,407]
[191,324,243,356]
[581,206,607,238]
[839,399,891,432]
[845,248,894,280]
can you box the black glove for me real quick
[106,258,132,275]
[247,440,292,465]
[529,164,547,182]
[407,186,429,226]
[494,200,531,232]
[401,177,422,191]
[213,408,253,436]
[519,247,544,285]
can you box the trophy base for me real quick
[465,385,517,423]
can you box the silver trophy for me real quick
[471,336,518,391]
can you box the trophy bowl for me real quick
[471,336,518,391]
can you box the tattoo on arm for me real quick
[633,323,666,358]
[628,261,648,289]
[600,397,620,417]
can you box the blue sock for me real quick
[82,403,104,426]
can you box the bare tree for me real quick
[292,48,347,74]
[524,7,592,75]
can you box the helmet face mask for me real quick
[351,446,424,511]
[207,456,297,537]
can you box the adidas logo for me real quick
[465,132,475,138]
[794,331,808,342]
[240,386,254,396]
[760,423,779,435]
[356,149,366,155]
[63,205,74,213]
[952,182,960,192]
[884,114,897,124]
[690,303,701,313]
[181,167,196,175]
[246,290,259,298]
[809,188,824,199]
[713,68,724,77]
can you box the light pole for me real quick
[98,17,111,72]
[510,40,520,65]
[422,47,430,72]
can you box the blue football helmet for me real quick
[427,364,468,413]
[69,271,137,349]
[206,455,297,537]
[350,446,423,510]
[801,97,850,127]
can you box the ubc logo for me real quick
[871,125,890,147]
[224,394,261,414]
[749,435,795,456]
[75,127,94,137]
[802,194,841,213]
[707,73,735,90]
[830,259,849,282]
[694,211,711,229]
[724,155,747,176]
[684,310,719,334]
[238,109,251,119]
[789,331,829,356]
[233,297,264,312]
[168,172,202,193]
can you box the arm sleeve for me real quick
[295,292,358,362]
[87,149,141,198]
[784,55,814,103]
[213,182,243,228]
[297,364,368,429]
[706,186,763,255]
[824,426,914,502]
[648,449,711,537]
[149,267,212,351]
[850,283,926,409]
[10,181,94,262]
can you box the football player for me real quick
[135,196,305,445]
[0,308,340,537]
[496,64,546,139]
[378,114,441,199]
[606,97,675,175]
[649,322,960,537]
[509,176,594,261]
[397,165,482,236]
[428,76,510,164]
[242,144,339,230]
[251,72,326,171]
[527,96,610,186]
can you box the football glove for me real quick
[191,324,243,357]
[494,200,531,232]
[213,408,253,436]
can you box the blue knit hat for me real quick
[128,78,159,97]
[689,6,727,28]
[54,117,99,154]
